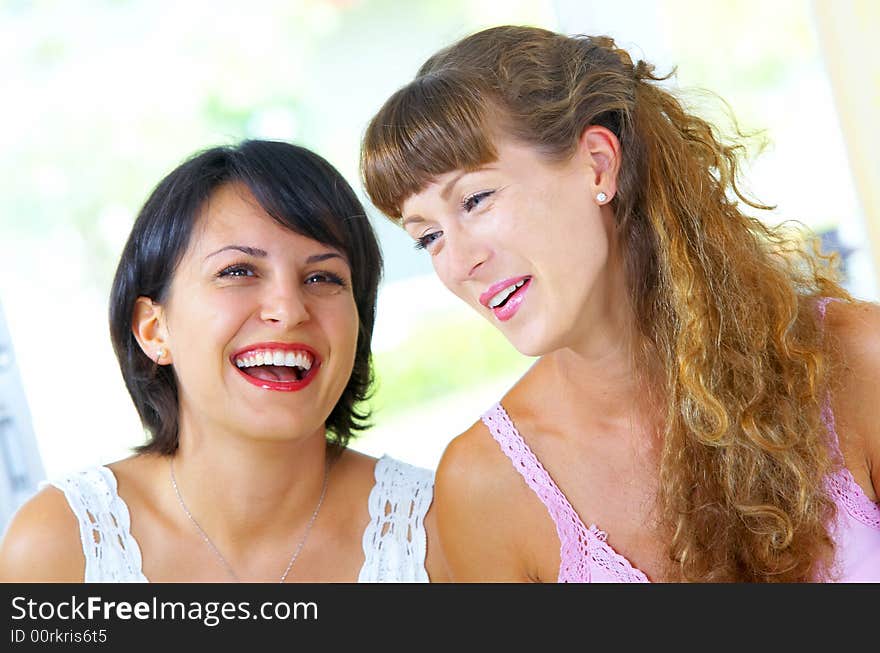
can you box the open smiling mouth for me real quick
[487,278,528,309]
[232,346,320,391]
[485,277,531,321]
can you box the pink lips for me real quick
[479,276,531,322]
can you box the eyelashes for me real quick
[414,189,495,251]
[305,271,347,289]
[217,263,256,278]
[216,262,348,289]
[461,190,493,213]
[414,232,441,251]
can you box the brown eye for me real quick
[217,264,256,278]
[304,271,348,295]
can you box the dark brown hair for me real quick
[110,140,382,455]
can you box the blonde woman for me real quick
[361,26,880,582]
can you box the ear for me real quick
[577,125,622,203]
[132,296,172,365]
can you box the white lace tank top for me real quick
[45,455,433,583]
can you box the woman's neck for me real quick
[165,420,330,551]
[528,264,664,437]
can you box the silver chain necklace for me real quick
[169,457,329,583]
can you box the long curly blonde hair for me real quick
[361,25,851,581]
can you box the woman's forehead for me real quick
[185,184,347,264]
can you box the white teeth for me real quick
[488,279,527,309]
[234,349,314,370]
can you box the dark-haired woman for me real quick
[361,25,880,582]
[0,140,441,582]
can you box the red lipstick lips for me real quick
[231,342,321,392]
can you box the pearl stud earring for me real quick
[156,347,166,363]
[596,192,608,203]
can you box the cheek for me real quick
[431,254,475,308]
[170,298,242,349]
[324,301,360,398]
[431,254,454,292]
[165,298,249,378]
[330,296,360,356]
[539,199,609,266]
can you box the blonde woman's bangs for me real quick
[361,72,498,220]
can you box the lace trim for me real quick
[45,467,147,583]
[482,404,649,583]
[815,296,835,321]
[358,455,433,583]
[815,297,880,529]
[51,458,432,583]
[821,402,880,529]
[826,471,880,529]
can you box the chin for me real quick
[246,420,323,443]
[505,319,573,357]
[506,331,553,358]
[516,344,550,358]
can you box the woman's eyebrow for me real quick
[204,245,268,261]
[306,252,346,264]
[402,166,501,226]
[440,165,498,201]
[440,170,468,201]
[402,215,424,228]
[203,246,346,265]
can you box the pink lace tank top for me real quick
[480,299,880,582]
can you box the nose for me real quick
[259,279,310,328]
[439,225,492,284]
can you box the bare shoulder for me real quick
[825,300,880,361]
[825,300,880,409]
[434,419,532,581]
[436,414,517,503]
[825,299,880,498]
[335,448,388,511]
[335,447,380,482]
[0,486,84,582]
